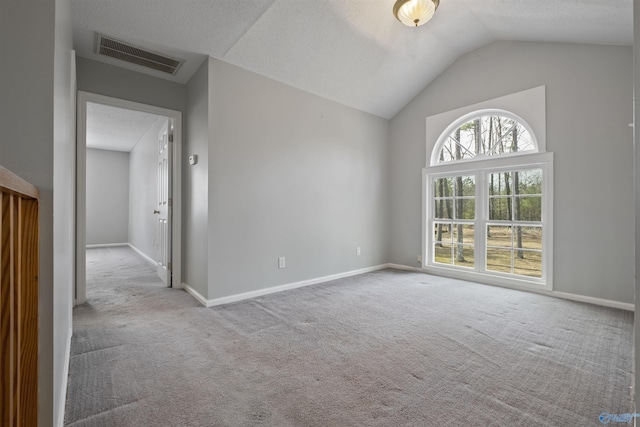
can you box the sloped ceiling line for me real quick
[71,0,633,119]
[219,0,279,58]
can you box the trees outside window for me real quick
[437,114,535,164]
[486,168,542,277]
[426,110,552,288]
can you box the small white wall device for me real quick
[188,155,198,165]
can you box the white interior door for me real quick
[156,120,172,286]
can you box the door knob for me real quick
[153,210,160,214]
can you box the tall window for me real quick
[433,175,475,268]
[486,168,542,278]
[426,110,552,289]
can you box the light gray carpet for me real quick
[65,246,633,426]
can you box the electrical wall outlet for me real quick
[278,256,286,269]
[417,255,422,265]
[356,247,361,256]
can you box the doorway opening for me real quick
[76,91,182,304]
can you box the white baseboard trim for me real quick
[550,291,634,311]
[57,327,72,427]
[183,283,209,307]
[183,262,633,312]
[128,243,156,266]
[183,264,389,308]
[386,263,634,311]
[387,263,424,273]
[86,243,128,248]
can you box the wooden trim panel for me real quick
[0,166,38,201]
[0,167,39,426]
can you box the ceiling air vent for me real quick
[95,33,183,76]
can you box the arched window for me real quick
[431,110,538,165]
[424,108,553,290]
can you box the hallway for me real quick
[64,246,195,425]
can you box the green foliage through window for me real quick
[438,114,535,164]
[431,168,543,279]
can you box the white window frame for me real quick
[430,109,540,166]
[423,140,553,292]
[429,171,478,270]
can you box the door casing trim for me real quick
[75,91,183,304]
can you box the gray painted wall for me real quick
[205,58,389,299]
[184,60,210,297]
[76,56,187,114]
[389,41,634,303]
[0,0,74,424]
[634,0,639,411]
[52,1,75,425]
[86,148,130,245]
[129,118,166,259]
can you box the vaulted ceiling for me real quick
[71,0,632,119]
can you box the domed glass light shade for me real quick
[393,0,440,27]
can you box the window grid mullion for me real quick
[476,171,486,273]
[427,165,546,281]
[425,109,550,289]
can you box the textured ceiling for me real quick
[71,0,633,119]
[86,103,162,152]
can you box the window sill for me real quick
[422,264,552,293]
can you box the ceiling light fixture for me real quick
[393,0,439,27]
